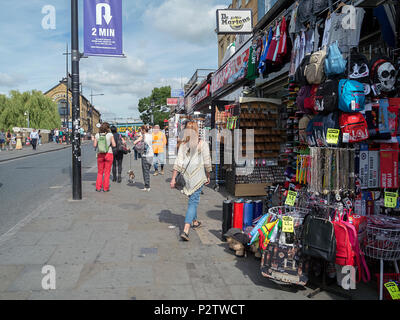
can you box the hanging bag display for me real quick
[338,79,366,112]
[325,41,347,76]
[301,214,336,262]
[339,112,369,143]
[295,54,311,86]
[304,47,327,84]
[315,80,339,113]
[333,212,355,267]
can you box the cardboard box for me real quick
[380,143,399,189]
[359,144,369,190]
[368,148,380,188]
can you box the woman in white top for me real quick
[133,125,154,191]
[170,121,212,241]
[30,129,39,150]
[93,122,116,192]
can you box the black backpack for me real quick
[295,55,311,86]
[314,80,339,114]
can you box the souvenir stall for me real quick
[222,0,400,300]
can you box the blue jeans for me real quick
[184,185,203,225]
[153,152,165,171]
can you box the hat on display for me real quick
[370,56,397,95]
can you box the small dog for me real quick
[127,170,135,184]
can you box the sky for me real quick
[0,0,232,120]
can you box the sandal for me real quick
[180,232,189,241]
[192,221,202,229]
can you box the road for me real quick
[0,144,97,236]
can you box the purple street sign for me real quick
[84,0,123,57]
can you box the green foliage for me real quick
[0,90,61,131]
[138,86,171,127]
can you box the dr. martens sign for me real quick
[216,9,253,34]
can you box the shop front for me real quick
[217,0,400,300]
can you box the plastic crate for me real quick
[375,273,400,300]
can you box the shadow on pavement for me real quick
[206,210,222,221]
[157,209,185,232]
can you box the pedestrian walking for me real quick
[152,125,167,176]
[133,125,153,192]
[55,129,59,144]
[30,129,39,150]
[59,130,63,144]
[0,129,5,151]
[170,121,212,241]
[6,130,12,150]
[111,126,126,183]
[93,122,116,192]
[133,130,141,160]
[38,130,42,146]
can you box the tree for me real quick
[138,86,171,127]
[0,90,61,130]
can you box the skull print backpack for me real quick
[370,56,398,95]
[347,53,370,84]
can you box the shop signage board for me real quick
[211,43,250,96]
[171,89,184,98]
[191,84,210,108]
[216,9,253,34]
[167,98,179,106]
[84,0,124,57]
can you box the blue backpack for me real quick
[325,42,347,76]
[338,79,366,112]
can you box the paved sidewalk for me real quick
[0,149,379,300]
[0,141,90,163]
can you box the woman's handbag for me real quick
[301,214,337,262]
[175,153,194,191]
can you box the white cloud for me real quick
[144,0,226,45]
[0,73,26,88]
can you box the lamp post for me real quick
[90,89,104,134]
[151,99,155,125]
[24,111,30,128]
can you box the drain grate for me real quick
[140,248,158,255]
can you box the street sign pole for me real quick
[71,0,82,200]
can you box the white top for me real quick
[95,133,113,154]
[143,133,154,158]
[30,131,39,139]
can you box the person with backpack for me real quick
[133,125,153,191]
[93,122,116,192]
[110,126,126,183]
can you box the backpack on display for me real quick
[295,54,311,86]
[370,56,397,94]
[97,134,109,153]
[338,79,366,112]
[296,85,312,113]
[301,214,337,262]
[303,84,319,114]
[339,112,369,143]
[305,47,327,84]
[325,42,347,76]
[348,53,370,83]
[333,213,355,267]
[299,115,314,144]
[315,80,339,113]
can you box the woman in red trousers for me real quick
[93,122,116,192]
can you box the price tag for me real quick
[285,191,297,207]
[326,128,340,145]
[384,192,398,208]
[343,132,350,143]
[384,282,400,300]
[351,100,356,111]
[282,216,294,233]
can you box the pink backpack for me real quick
[341,210,370,283]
